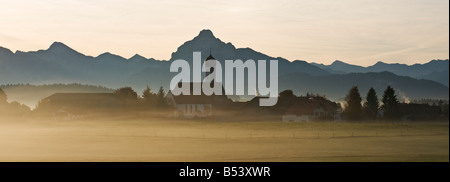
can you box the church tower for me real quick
[204,52,216,79]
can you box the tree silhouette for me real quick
[344,86,362,121]
[0,88,7,104]
[0,88,30,116]
[363,87,379,120]
[34,98,50,113]
[9,101,31,115]
[113,87,138,101]
[142,85,157,108]
[113,87,139,109]
[156,86,168,108]
[381,86,401,120]
[279,90,295,98]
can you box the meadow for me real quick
[0,116,448,162]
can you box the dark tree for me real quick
[113,87,138,101]
[363,87,379,120]
[9,101,31,115]
[0,88,7,104]
[142,85,157,107]
[344,86,363,121]
[442,103,449,118]
[156,86,168,108]
[113,87,139,110]
[0,88,30,116]
[33,98,50,113]
[279,90,295,98]
[381,86,401,120]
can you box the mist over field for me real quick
[0,70,448,162]
[0,114,448,162]
[0,4,448,163]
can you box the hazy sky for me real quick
[0,0,448,66]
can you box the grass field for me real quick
[0,117,448,162]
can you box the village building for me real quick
[166,82,233,118]
[36,93,124,120]
[282,96,340,122]
[166,53,233,118]
[398,103,441,121]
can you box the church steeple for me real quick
[204,51,216,78]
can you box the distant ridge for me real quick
[311,59,449,86]
[0,29,448,103]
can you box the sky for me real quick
[0,0,448,66]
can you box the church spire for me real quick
[204,49,215,78]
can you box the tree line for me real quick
[342,85,448,121]
[344,86,402,120]
[112,85,169,110]
[2,84,449,120]
[0,88,31,116]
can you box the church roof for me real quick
[168,82,229,105]
[206,54,215,61]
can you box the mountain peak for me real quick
[49,41,70,50]
[198,29,215,38]
[129,54,147,61]
[47,41,77,54]
[0,46,14,55]
[131,54,144,58]
[97,52,126,61]
[97,52,114,57]
[374,61,386,65]
[331,60,347,65]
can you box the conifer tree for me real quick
[363,87,379,120]
[344,86,362,121]
[0,88,7,105]
[156,86,168,108]
[381,86,401,119]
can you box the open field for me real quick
[0,117,448,162]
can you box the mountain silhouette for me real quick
[168,29,328,77]
[312,59,449,86]
[47,42,79,54]
[280,71,449,100]
[0,29,448,102]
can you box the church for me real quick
[166,53,232,118]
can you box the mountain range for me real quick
[311,59,449,86]
[0,29,448,103]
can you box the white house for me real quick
[166,53,233,119]
[282,97,339,122]
[166,90,214,118]
[166,81,232,118]
[282,105,326,122]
